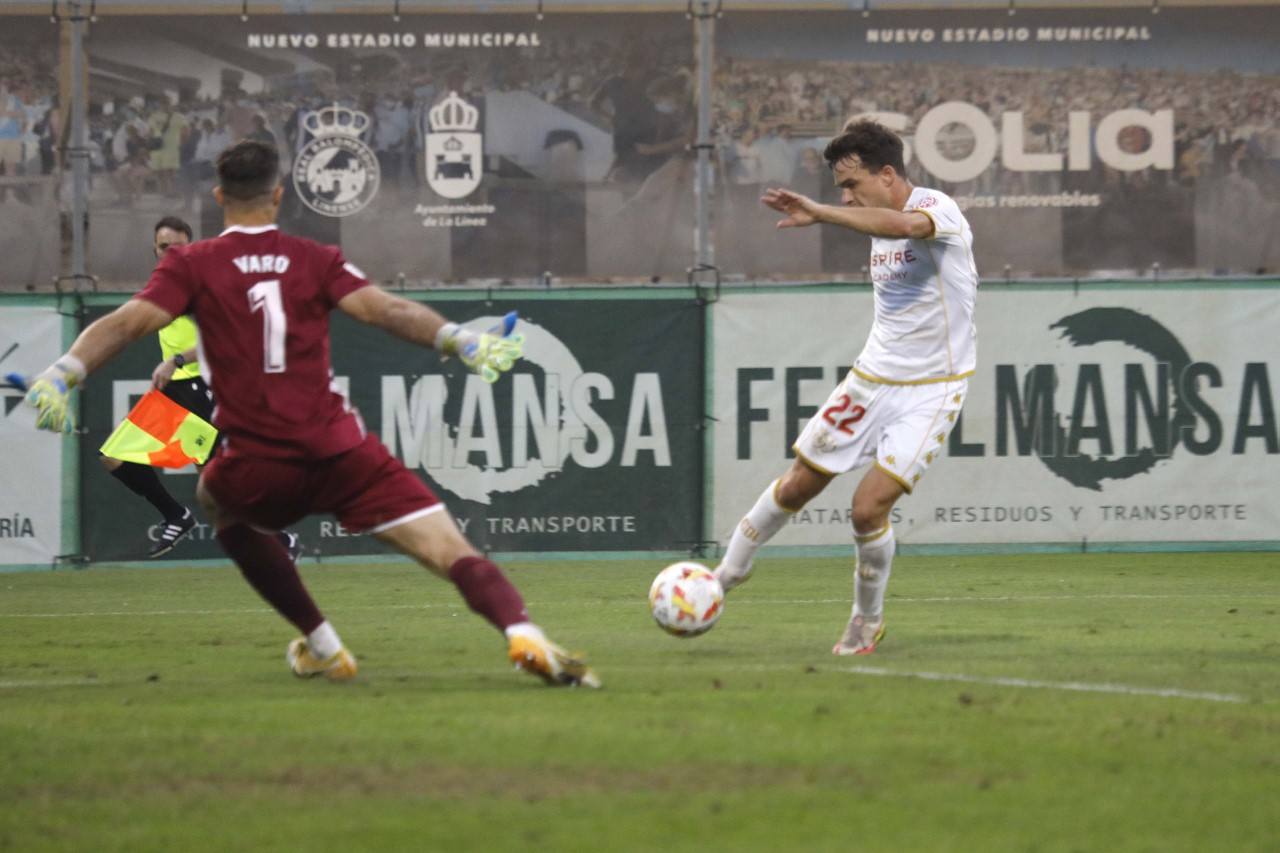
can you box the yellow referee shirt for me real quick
[157,315,200,381]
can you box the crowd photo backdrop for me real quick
[0,3,1276,289]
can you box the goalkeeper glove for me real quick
[9,355,85,435]
[436,311,524,384]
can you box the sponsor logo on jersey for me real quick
[871,249,918,267]
[425,91,483,200]
[292,104,380,217]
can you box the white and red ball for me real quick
[648,561,725,638]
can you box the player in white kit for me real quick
[715,120,978,655]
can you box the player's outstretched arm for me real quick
[337,286,523,383]
[338,284,449,348]
[815,205,934,239]
[761,187,933,239]
[12,299,174,434]
[69,299,176,375]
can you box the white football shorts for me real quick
[792,371,968,493]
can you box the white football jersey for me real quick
[853,186,977,383]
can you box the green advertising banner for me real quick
[79,292,704,562]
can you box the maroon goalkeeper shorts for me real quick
[202,433,442,533]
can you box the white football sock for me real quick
[716,480,795,591]
[307,620,343,659]
[852,525,896,621]
[504,622,544,641]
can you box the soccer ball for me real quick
[648,561,724,638]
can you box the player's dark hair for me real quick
[824,120,907,177]
[216,140,280,202]
[153,215,192,240]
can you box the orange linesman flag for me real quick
[99,389,218,468]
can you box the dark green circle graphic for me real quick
[1041,307,1195,491]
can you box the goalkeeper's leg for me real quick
[373,509,599,688]
[714,460,832,592]
[215,523,357,679]
[197,476,355,681]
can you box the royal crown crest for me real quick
[429,92,480,133]
[303,103,371,138]
[293,102,380,217]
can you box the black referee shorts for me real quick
[161,375,215,423]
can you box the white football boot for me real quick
[712,562,752,593]
[832,614,886,656]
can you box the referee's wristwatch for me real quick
[172,353,186,368]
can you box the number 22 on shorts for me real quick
[822,393,865,435]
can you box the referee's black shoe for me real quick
[148,509,197,558]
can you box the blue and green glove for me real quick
[6,355,85,435]
[436,311,524,384]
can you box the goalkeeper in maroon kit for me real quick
[17,140,598,688]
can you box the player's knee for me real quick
[427,521,480,568]
[851,501,888,535]
[776,464,829,511]
[432,538,481,572]
[377,512,479,575]
[774,479,806,512]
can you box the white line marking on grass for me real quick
[900,593,1266,603]
[0,678,108,690]
[743,593,1262,605]
[0,592,1269,620]
[0,607,277,618]
[0,603,457,619]
[844,665,1247,704]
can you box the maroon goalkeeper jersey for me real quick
[136,224,370,460]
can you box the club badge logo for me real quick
[292,104,380,217]
[425,91,482,199]
[811,428,835,453]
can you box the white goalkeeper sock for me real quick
[852,525,895,621]
[504,622,545,641]
[307,621,343,659]
[716,480,794,591]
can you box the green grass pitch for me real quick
[2,553,1277,852]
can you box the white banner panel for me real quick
[712,285,1280,546]
[0,307,65,564]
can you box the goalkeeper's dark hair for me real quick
[824,120,907,177]
[215,140,280,203]
[153,215,192,241]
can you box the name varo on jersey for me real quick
[232,254,292,275]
